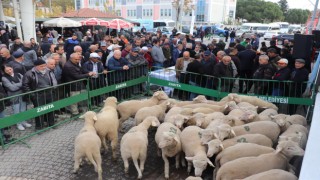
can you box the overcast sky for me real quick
[265,0,316,10]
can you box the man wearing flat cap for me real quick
[82,52,107,107]
[7,49,26,75]
[288,58,309,114]
[22,58,57,130]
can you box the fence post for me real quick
[86,77,92,110]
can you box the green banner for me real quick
[88,76,148,98]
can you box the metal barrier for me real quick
[0,64,316,148]
[0,64,148,149]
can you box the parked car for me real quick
[201,26,227,37]
[154,26,173,35]
[275,34,294,45]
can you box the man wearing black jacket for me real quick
[186,54,205,100]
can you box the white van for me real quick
[274,22,289,33]
[255,24,271,36]
[288,24,302,34]
[236,23,262,37]
[263,23,281,40]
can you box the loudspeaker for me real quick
[292,34,314,71]
[312,30,320,48]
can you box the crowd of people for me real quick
[0,26,310,143]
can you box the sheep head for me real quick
[200,129,215,145]
[217,124,235,140]
[153,91,169,100]
[275,140,305,159]
[173,114,189,129]
[206,139,224,157]
[185,155,214,177]
[193,95,207,103]
[158,132,179,149]
[103,96,118,108]
[225,101,238,112]
[279,132,305,147]
[79,111,98,125]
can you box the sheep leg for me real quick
[93,153,103,180]
[110,137,118,160]
[139,152,147,173]
[73,153,82,173]
[86,152,99,173]
[187,161,192,174]
[181,153,186,167]
[123,158,129,174]
[162,153,170,179]
[133,158,142,179]
[175,153,180,169]
[99,135,108,153]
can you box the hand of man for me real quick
[123,65,129,70]
[103,70,108,74]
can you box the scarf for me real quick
[3,73,21,83]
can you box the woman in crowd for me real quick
[1,64,32,131]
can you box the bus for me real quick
[274,22,289,33]
[236,23,262,36]
[153,20,176,28]
[131,19,154,32]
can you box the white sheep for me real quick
[213,143,274,178]
[74,111,102,180]
[227,108,257,125]
[135,101,171,125]
[120,116,160,179]
[271,114,307,132]
[225,101,258,113]
[216,140,304,180]
[222,134,273,149]
[180,126,214,176]
[259,108,278,116]
[279,124,309,149]
[200,123,236,144]
[231,121,281,143]
[172,95,208,107]
[94,97,118,159]
[155,122,182,179]
[195,112,225,128]
[117,91,168,127]
[182,103,228,113]
[242,169,298,180]
[206,139,224,158]
[228,93,278,111]
[165,114,189,129]
[252,108,278,122]
[185,176,203,180]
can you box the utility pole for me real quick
[309,0,319,34]
[12,0,22,39]
[189,0,196,35]
[20,0,36,41]
[0,0,5,22]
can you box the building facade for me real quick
[75,0,237,25]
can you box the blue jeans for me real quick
[153,62,163,70]
[189,81,199,100]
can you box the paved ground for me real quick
[0,114,214,180]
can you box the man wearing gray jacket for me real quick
[20,41,37,71]
[151,39,165,68]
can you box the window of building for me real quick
[164,9,167,16]
[134,10,136,17]
[143,9,146,16]
[168,9,171,16]
[146,9,149,16]
[116,10,121,16]
[150,9,153,16]
[160,9,163,16]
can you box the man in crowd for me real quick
[151,39,165,68]
[43,44,56,61]
[7,49,26,75]
[121,43,132,58]
[10,37,24,54]
[0,48,15,63]
[238,44,256,93]
[64,33,80,60]
[62,53,96,116]
[21,41,38,71]
[214,55,234,92]
[22,59,58,130]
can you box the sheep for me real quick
[279,124,309,149]
[252,108,278,122]
[135,101,171,125]
[74,111,102,180]
[182,103,228,113]
[185,112,206,126]
[228,93,278,111]
[185,176,203,180]
[271,114,307,132]
[120,116,160,179]
[222,134,273,149]
[241,169,298,180]
[213,143,274,178]
[170,95,208,107]
[231,121,281,143]
[215,140,304,180]
[215,143,274,167]
[165,114,189,129]
[155,122,182,179]
[195,112,226,128]
[192,107,215,114]
[165,106,192,121]
[225,101,258,113]
[227,108,257,125]
[200,124,236,144]
[117,91,168,127]
[206,139,224,158]
[94,97,118,159]
[180,126,214,177]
